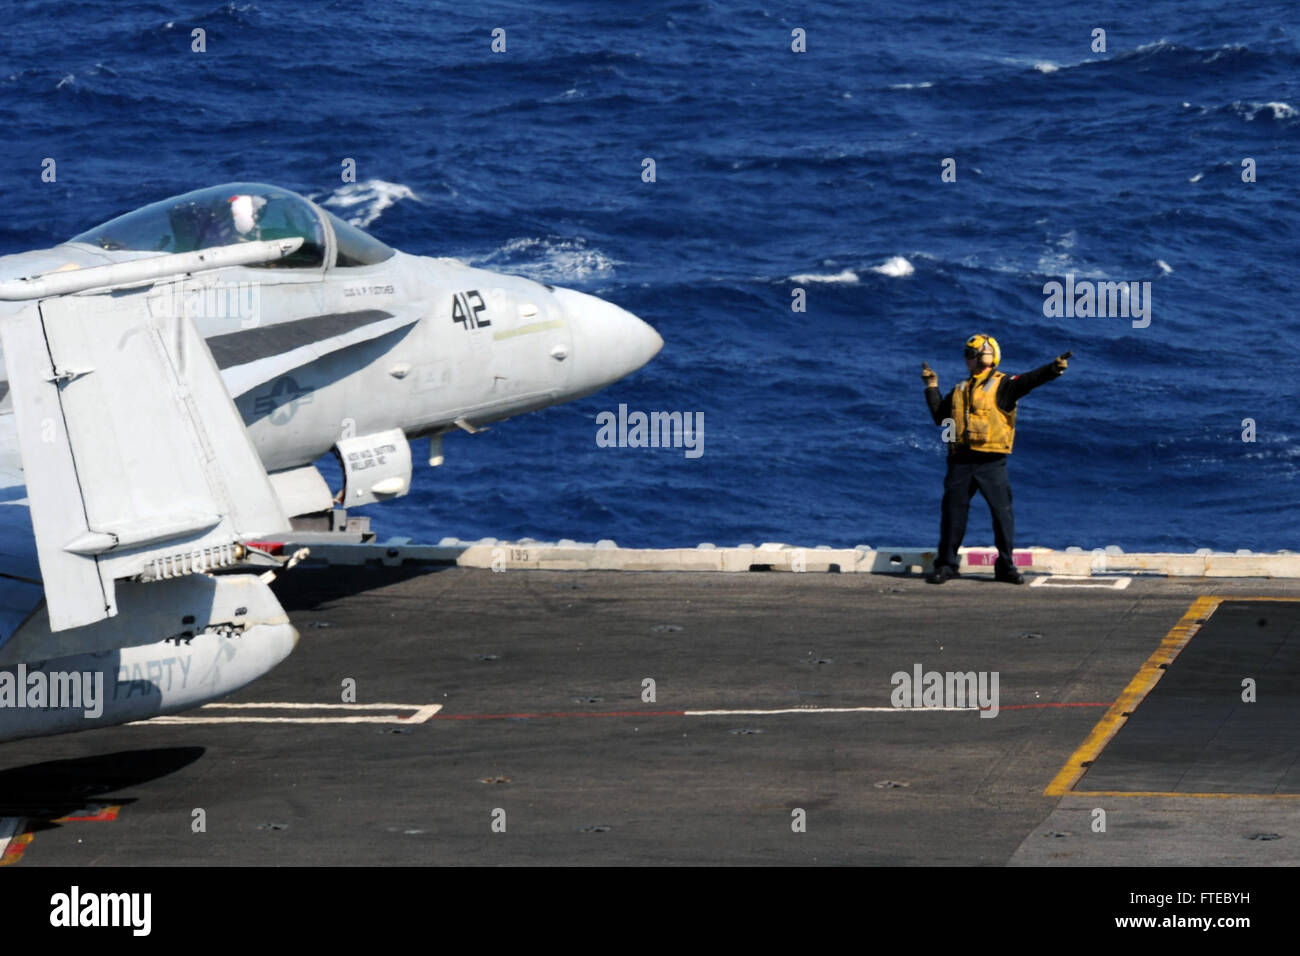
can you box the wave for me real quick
[788,257,913,282]
[1108,39,1296,75]
[151,2,259,44]
[1227,100,1296,122]
[956,40,1298,97]
[313,179,420,229]
[1188,160,1237,183]
[790,268,858,283]
[468,236,621,283]
[871,256,915,277]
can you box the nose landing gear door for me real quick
[333,428,412,506]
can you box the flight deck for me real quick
[1,565,1295,867]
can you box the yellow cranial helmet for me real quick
[964,333,1000,367]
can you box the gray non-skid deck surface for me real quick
[1078,600,1300,795]
[1,569,1297,866]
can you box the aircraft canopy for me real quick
[71,183,329,268]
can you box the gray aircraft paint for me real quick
[0,183,661,743]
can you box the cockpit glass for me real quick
[70,183,327,269]
[327,211,396,267]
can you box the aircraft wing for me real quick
[0,268,293,632]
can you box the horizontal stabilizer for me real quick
[268,464,335,518]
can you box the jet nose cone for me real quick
[552,287,662,394]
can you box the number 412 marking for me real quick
[452,290,489,330]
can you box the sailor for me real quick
[921,335,1070,584]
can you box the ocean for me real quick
[2,0,1297,551]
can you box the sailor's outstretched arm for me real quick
[1003,351,1071,403]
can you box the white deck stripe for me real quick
[130,702,442,726]
[134,703,975,724]
[198,702,436,710]
[139,715,432,725]
[1029,575,1132,589]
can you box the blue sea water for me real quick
[1,1,1297,552]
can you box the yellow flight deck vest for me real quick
[951,370,1016,454]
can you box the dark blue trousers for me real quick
[935,454,1015,573]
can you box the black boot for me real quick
[994,564,1024,584]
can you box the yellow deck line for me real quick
[1044,595,1221,797]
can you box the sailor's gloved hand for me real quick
[1053,351,1072,373]
[921,361,938,388]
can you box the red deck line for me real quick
[993,702,1111,711]
[430,702,1111,720]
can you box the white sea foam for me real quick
[1258,101,1295,119]
[889,81,933,89]
[870,256,914,277]
[316,179,420,228]
[1033,61,1059,73]
[1234,100,1296,121]
[790,269,859,283]
[1036,231,1108,279]
[1156,260,1173,274]
[1202,44,1247,64]
[472,236,621,282]
[1131,38,1172,55]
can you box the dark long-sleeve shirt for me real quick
[925,362,1062,458]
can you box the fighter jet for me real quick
[0,182,662,743]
